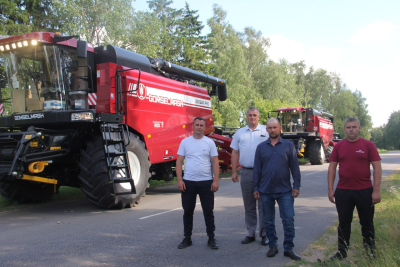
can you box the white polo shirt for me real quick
[230,124,268,168]
[177,136,218,181]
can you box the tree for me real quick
[352,90,372,139]
[175,2,209,72]
[0,0,60,35]
[384,111,400,149]
[370,126,385,149]
[55,0,133,46]
[147,0,182,60]
[125,11,162,58]
[207,5,252,126]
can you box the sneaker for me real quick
[208,237,219,249]
[178,237,192,249]
[329,251,347,261]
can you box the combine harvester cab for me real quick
[0,32,229,208]
[274,107,341,165]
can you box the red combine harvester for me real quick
[0,32,231,208]
[272,107,341,165]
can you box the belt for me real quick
[242,167,253,169]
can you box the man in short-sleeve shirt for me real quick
[230,107,269,245]
[327,118,382,260]
[176,117,220,250]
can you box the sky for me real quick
[134,0,400,127]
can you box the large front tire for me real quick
[78,133,150,209]
[308,140,325,165]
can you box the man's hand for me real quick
[328,189,335,203]
[372,190,381,204]
[253,191,260,200]
[211,180,219,192]
[292,189,299,198]
[231,171,239,183]
[178,180,186,192]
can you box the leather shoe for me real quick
[329,251,347,261]
[267,247,278,257]
[284,250,301,261]
[241,236,255,244]
[208,237,219,249]
[178,237,192,249]
[261,236,269,246]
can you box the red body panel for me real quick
[315,117,334,148]
[96,63,215,165]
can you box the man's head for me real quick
[344,118,361,142]
[246,107,260,129]
[193,117,206,138]
[266,118,281,140]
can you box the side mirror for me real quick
[218,85,227,101]
[77,40,87,58]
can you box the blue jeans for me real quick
[260,191,295,251]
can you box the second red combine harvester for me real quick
[272,107,341,165]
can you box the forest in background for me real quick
[1,0,398,148]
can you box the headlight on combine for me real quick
[71,112,94,121]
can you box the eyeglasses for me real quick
[247,114,258,117]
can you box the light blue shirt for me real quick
[230,124,268,168]
[177,136,218,181]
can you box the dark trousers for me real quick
[182,179,215,238]
[335,187,375,253]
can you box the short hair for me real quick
[344,117,360,127]
[193,117,206,124]
[267,118,281,126]
[247,107,260,115]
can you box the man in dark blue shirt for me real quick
[253,118,301,261]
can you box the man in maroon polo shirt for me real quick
[327,117,382,261]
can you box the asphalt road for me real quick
[1,151,399,267]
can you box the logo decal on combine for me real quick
[127,82,212,110]
[15,113,44,121]
[138,83,146,100]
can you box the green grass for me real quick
[298,158,311,165]
[286,169,400,267]
[0,186,85,212]
[377,149,390,153]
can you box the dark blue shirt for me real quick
[253,137,301,193]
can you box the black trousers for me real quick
[182,179,215,238]
[335,187,375,252]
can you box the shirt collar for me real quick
[266,137,282,145]
[245,124,261,131]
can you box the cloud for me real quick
[266,34,343,70]
[266,34,305,63]
[346,21,397,44]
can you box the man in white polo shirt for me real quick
[176,117,220,250]
[231,107,269,245]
